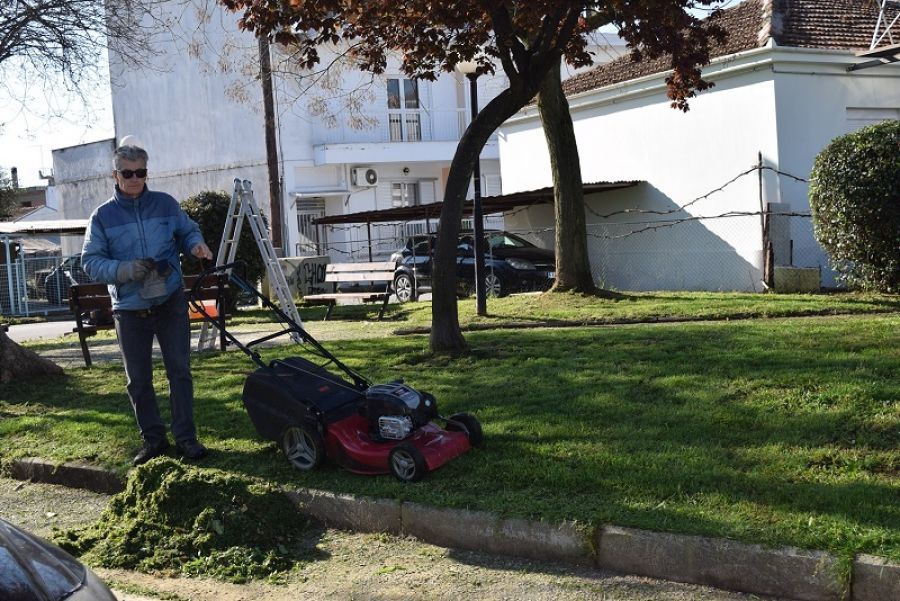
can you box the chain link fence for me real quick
[0,234,88,318]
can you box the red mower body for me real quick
[324,414,472,475]
[241,356,481,481]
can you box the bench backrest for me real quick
[324,261,396,284]
[69,274,227,312]
[68,283,112,312]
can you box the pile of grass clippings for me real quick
[54,457,312,583]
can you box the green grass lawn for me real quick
[1,293,898,567]
[293,289,900,328]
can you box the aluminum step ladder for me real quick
[198,179,302,350]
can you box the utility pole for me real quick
[258,35,283,255]
[457,62,487,316]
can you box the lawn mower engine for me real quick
[363,381,438,441]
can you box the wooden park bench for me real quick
[302,261,395,320]
[68,273,228,368]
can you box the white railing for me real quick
[316,108,493,145]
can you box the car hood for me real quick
[0,518,86,601]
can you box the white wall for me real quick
[108,0,274,229]
[501,56,781,291]
[109,2,269,174]
[502,46,900,291]
[51,139,117,219]
[769,50,900,284]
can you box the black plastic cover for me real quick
[242,356,364,440]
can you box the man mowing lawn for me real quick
[82,138,214,466]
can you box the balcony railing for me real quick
[315,107,497,145]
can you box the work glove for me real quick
[115,259,155,284]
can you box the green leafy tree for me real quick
[180,190,267,294]
[809,120,900,293]
[223,0,725,353]
[0,168,17,219]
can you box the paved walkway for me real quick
[11,319,390,368]
[6,319,77,343]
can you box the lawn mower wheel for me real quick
[447,412,483,447]
[389,442,427,482]
[282,424,325,471]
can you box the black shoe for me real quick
[176,439,208,461]
[133,438,170,466]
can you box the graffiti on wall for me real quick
[279,256,330,297]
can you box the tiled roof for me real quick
[562,0,882,98]
[775,0,880,49]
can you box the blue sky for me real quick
[0,63,114,188]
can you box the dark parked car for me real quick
[390,231,555,302]
[0,517,118,600]
[43,254,93,305]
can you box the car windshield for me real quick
[405,236,433,255]
[485,233,533,250]
[401,232,535,255]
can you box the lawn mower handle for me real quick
[186,262,370,389]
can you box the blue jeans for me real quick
[114,289,197,445]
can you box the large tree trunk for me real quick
[0,330,64,384]
[536,66,597,293]
[430,7,567,354]
[431,88,527,353]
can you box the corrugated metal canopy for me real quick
[312,181,640,225]
[0,219,89,235]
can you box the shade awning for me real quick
[312,181,640,225]
[0,219,90,235]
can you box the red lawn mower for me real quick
[189,264,482,482]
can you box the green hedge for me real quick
[809,120,900,292]
[181,190,267,300]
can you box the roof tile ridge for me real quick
[758,0,784,47]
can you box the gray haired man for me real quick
[82,142,213,465]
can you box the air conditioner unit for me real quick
[352,167,379,187]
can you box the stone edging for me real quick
[7,458,899,601]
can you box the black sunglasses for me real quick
[118,168,148,179]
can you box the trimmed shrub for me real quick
[809,120,900,292]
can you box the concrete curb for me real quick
[8,457,125,495]
[596,525,844,601]
[7,457,900,601]
[399,501,593,566]
[852,554,900,601]
[284,488,402,534]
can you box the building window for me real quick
[296,198,325,255]
[845,107,900,133]
[387,78,422,142]
[391,182,419,207]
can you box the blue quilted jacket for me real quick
[82,186,204,310]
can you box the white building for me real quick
[498,0,900,291]
[49,0,513,261]
[49,0,627,262]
